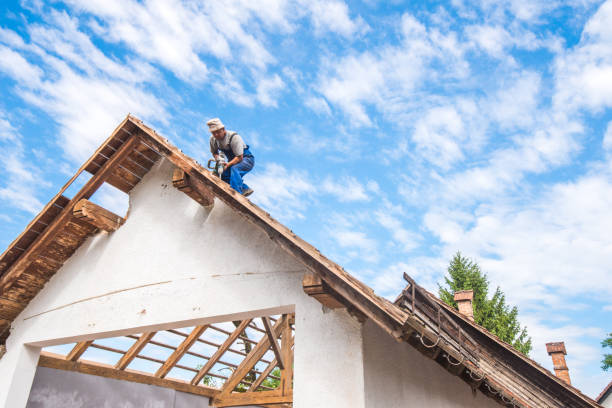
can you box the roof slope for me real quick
[0,115,601,408]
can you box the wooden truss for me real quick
[39,313,295,407]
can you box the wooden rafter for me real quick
[66,340,93,361]
[0,135,140,294]
[213,390,292,407]
[280,318,293,396]
[155,325,208,378]
[191,318,252,386]
[115,332,156,370]
[172,168,214,207]
[261,316,284,370]
[39,352,219,399]
[73,199,125,232]
[218,315,287,396]
[302,272,344,309]
[247,357,278,392]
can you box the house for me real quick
[0,115,603,407]
[598,381,612,407]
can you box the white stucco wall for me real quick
[0,158,365,408]
[362,319,500,408]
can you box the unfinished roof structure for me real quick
[0,115,603,407]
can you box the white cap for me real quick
[207,118,224,132]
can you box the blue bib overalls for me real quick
[219,133,254,194]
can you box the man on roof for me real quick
[207,118,255,197]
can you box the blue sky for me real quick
[0,0,611,398]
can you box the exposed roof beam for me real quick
[73,199,125,232]
[219,315,286,395]
[172,168,214,207]
[0,135,139,294]
[213,390,292,407]
[302,272,344,309]
[191,319,252,386]
[247,357,278,392]
[66,340,93,361]
[39,352,218,399]
[261,316,284,370]
[115,332,156,370]
[155,325,208,378]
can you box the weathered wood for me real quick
[38,352,219,398]
[73,199,125,232]
[247,357,278,392]
[191,319,252,386]
[280,317,293,395]
[213,390,291,407]
[155,325,207,378]
[220,316,286,395]
[261,316,284,370]
[66,340,93,361]
[172,168,215,207]
[302,272,345,309]
[0,135,139,295]
[115,332,156,370]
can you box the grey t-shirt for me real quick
[209,131,246,157]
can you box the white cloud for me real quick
[424,171,612,310]
[0,113,45,214]
[301,0,367,38]
[553,0,612,113]
[375,211,420,252]
[0,45,42,86]
[316,13,469,126]
[322,176,371,202]
[603,121,612,154]
[249,162,316,221]
[0,24,167,163]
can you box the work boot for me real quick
[242,188,254,197]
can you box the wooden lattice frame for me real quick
[39,313,295,407]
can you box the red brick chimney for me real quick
[546,342,571,385]
[454,290,474,322]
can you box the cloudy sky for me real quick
[0,0,611,398]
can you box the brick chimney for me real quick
[454,290,474,322]
[546,342,571,385]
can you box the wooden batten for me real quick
[73,199,125,233]
[302,273,344,309]
[172,168,215,207]
[213,390,292,407]
[38,352,218,399]
[261,316,284,370]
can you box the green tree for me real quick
[602,333,612,371]
[438,252,532,355]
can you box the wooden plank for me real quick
[155,325,207,378]
[0,135,139,294]
[302,272,345,309]
[0,297,25,320]
[172,168,214,207]
[0,117,132,279]
[191,319,252,386]
[280,317,293,395]
[220,316,286,395]
[66,340,93,361]
[38,352,219,399]
[247,357,278,392]
[261,317,284,370]
[115,332,156,370]
[213,390,291,407]
[73,199,126,232]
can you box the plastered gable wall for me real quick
[0,158,366,408]
[362,319,500,408]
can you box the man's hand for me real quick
[225,154,243,169]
